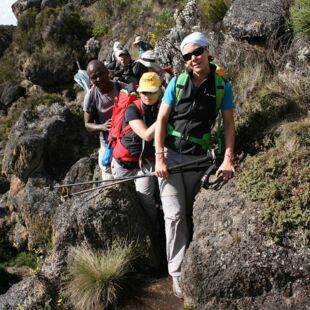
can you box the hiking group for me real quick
[82,32,235,299]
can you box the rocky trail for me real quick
[119,274,184,310]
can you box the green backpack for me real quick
[167,69,225,153]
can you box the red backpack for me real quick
[108,83,147,162]
[108,83,139,146]
[112,98,146,162]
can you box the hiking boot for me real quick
[172,276,183,299]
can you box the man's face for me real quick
[87,65,109,91]
[117,55,131,66]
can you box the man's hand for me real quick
[100,119,112,131]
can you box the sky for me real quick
[0,0,17,25]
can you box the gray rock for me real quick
[84,37,101,59]
[12,0,42,19]
[0,82,26,109]
[182,180,310,309]
[40,0,59,9]
[223,0,290,40]
[0,277,49,309]
[1,102,91,182]
[7,177,60,251]
[24,52,77,87]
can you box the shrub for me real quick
[0,46,20,83]
[290,0,310,39]
[14,7,91,55]
[148,8,174,45]
[92,22,110,37]
[237,117,310,244]
[198,0,231,29]
[234,60,309,154]
[1,251,42,272]
[234,62,267,105]
[64,241,135,309]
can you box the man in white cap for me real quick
[133,35,153,57]
[134,50,173,88]
[106,41,123,72]
[155,32,236,298]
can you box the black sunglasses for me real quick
[140,91,158,95]
[182,46,206,61]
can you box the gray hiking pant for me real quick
[111,158,158,225]
[158,148,206,277]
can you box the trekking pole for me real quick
[61,154,215,199]
[46,176,140,190]
[62,174,155,199]
[48,154,214,191]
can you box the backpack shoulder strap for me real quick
[175,70,189,104]
[132,99,144,115]
[114,81,123,93]
[214,73,226,154]
[215,74,225,114]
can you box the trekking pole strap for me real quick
[200,162,217,189]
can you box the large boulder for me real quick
[182,180,310,309]
[223,0,290,40]
[12,0,42,19]
[24,51,77,87]
[0,156,159,308]
[41,182,159,290]
[1,102,92,182]
[6,176,60,251]
[0,82,26,110]
[0,277,49,309]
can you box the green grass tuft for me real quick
[0,251,42,272]
[64,241,136,309]
[198,0,231,29]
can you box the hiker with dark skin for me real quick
[154,32,235,298]
[83,60,126,179]
[111,72,162,226]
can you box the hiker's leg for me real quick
[135,174,158,224]
[182,156,206,241]
[159,149,188,277]
[98,145,113,180]
[112,158,158,227]
[111,158,136,178]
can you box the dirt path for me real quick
[119,274,184,310]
